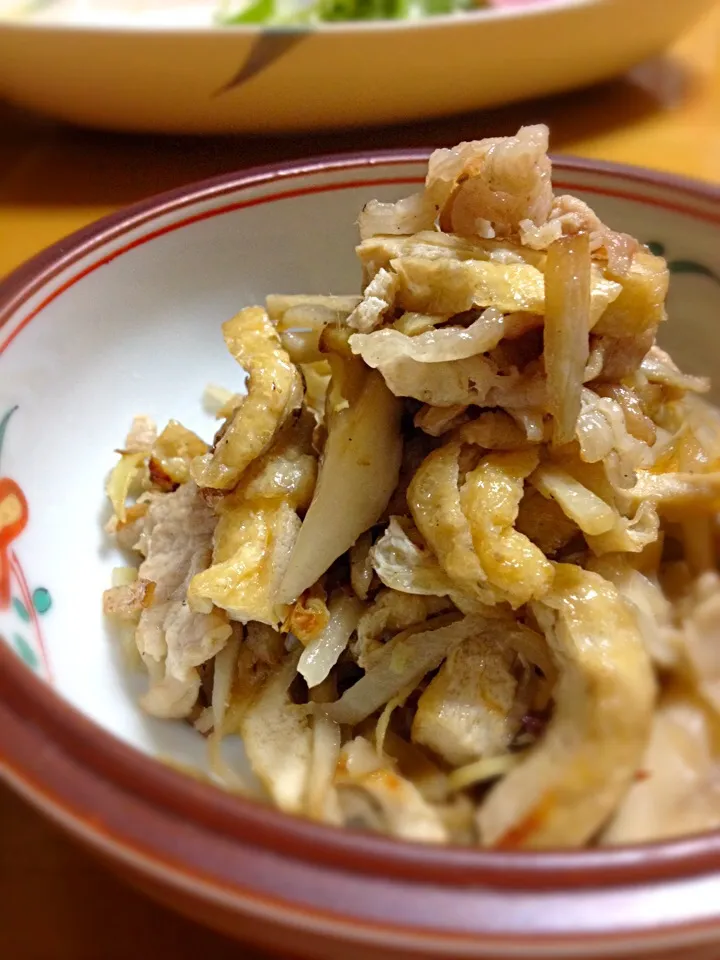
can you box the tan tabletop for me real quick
[1,4,720,955]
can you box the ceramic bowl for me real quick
[0,0,715,133]
[1,153,720,960]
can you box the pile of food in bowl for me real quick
[103,124,720,850]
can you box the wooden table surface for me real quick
[1,5,720,956]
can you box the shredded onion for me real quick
[297,593,363,689]
[207,634,263,797]
[349,531,374,600]
[111,566,138,587]
[349,308,505,366]
[106,451,147,523]
[448,754,521,792]
[358,192,437,241]
[305,713,343,823]
[210,632,240,736]
[544,233,592,445]
[375,683,415,757]
[532,463,616,536]
[202,383,236,416]
[641,346,710,394]
[325,613,466,726]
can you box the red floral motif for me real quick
[0,477,28,609]
[0,407,29,610]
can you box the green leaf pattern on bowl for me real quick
[646,240,720,285]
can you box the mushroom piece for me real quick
[277,363,403,603]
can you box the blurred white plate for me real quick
[0,0,715,134]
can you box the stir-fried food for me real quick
[103,125,720,848]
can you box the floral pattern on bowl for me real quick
[0,405,52,679]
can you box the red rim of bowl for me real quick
[1,150,720,950]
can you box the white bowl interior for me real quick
[0,159,718,778]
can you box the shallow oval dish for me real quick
[0,0,715,133]
[1,152,720,958]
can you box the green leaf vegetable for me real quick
[219,0,478,25]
